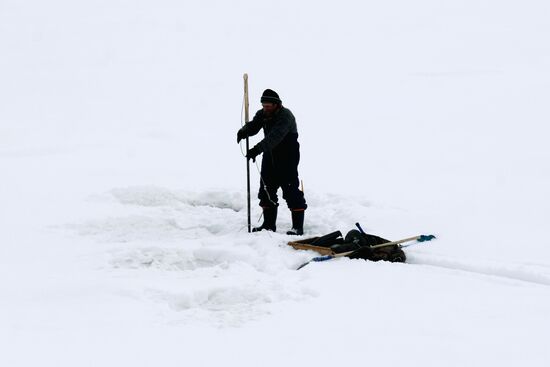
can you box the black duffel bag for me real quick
[331,229,406,263]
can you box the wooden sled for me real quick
[287,237,335,256]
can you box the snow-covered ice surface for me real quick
[1,1,550,366]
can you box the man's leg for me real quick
[258,178,279,210]
[281,177,307,210]
[281,177,307,235]
[280,147,307,235]
[254,155,280,232]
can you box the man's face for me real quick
[262,103,278,116]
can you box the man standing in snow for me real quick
[237,89,307,235]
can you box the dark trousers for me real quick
[258,143,307,210]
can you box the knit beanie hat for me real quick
[261,89,282,104]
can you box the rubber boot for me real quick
[286,210,304,235]
[252,207,277,232]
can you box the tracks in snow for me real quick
[407,252,550,287]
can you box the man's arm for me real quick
[240,110,264,137]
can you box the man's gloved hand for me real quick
[246,145,262,162]
[237,128,247,143]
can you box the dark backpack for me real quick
[344,229,406,263]
[324,229,406,263]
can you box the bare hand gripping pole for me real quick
[243,73,251,233]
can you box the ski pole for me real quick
[243,73,251,233]
[296,234,436,270]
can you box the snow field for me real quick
[2,0,550,366]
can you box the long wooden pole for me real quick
[243,74,251,233]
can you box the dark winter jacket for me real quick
[241,106,299,156]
